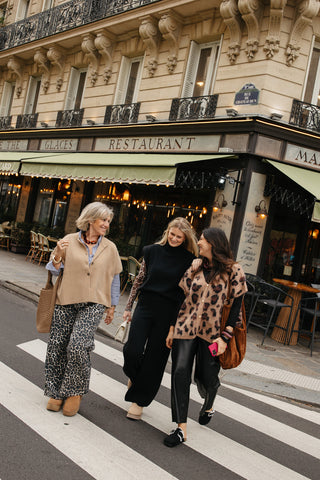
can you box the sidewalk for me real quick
[1,249,319,407]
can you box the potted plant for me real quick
[10,222,32,254]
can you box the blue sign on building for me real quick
[234,83,259,105]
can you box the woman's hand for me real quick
[214,337,228,356]
[55,238,69,258]
[105,307,115,325]
[123,310,132,323]
[166,327,174,349]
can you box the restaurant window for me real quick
[0,177,22,221]
[114,57,143,105]
[304,42,320,105]
[301,226,320,284]
[181,41,220,98]
[65,68,87,110]
[0,81,15,117]
[24,77,41,114]
[16,0,30,21]
[33,179,55,225]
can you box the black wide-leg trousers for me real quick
[171,337,221,423]
[123,292,179,407]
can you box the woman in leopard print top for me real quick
[164,227,247,447]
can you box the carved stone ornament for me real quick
[47,46,65,91]
[139,16,161,77]
[263,0,287,59]
[238,0,263,60]
[7,56,23,97]
[286,0,320,66]
[81,34,99,86]
[220,0,242,64]
[94,30,114,84]
[158,10,181,73]
[34,49,50,93]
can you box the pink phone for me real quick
[208,342,218,356]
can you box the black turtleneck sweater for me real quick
[140,242,195,307]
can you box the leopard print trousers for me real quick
[44,302,105,399]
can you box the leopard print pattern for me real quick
[44,302,105,399]
[174,261,247,343]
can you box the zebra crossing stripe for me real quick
[17,339,317,479]
[0,361,177,480]
[93,340,320,425]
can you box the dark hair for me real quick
[195,227,235,282]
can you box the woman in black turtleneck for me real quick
[122,217,198,420]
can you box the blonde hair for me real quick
[76,202,113,231]
[158,217,198,256]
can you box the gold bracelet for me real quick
[52,255,62,264]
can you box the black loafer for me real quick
[163,427,185,447]
[199,408,215,425]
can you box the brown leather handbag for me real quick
[36,271,61,333]
[218,283,247,370]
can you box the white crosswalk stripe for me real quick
[12,338,319,480]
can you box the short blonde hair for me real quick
[76,202,113,231]
[158,217,199,256]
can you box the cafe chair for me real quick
[120,256,141,295]
[244,280,256,319]
[37,233,54,265]
[288,296,320,356]
[246,281,294,345]
[0,225,11,251]
[25,231,39,262]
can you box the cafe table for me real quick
[271,278,320,345]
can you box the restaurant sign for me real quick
[40,139,78,151]
[95,135,221,153]
[285,144,320,171]
[0,139,28,151]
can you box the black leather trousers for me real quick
[171,337,220,423]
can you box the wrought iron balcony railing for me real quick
[169,94,219,121]
[104,103,141,124]
[0,115,12,129]
[289,99,320,132]
[0,0,160,52]
[16,113,38,129]
[56,108,84,127]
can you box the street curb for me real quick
[0,280,39,304]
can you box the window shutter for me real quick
[114,57,130,105]
[65,67,80,110]
[42,0,53,10]
[0,82,14,116]
[181,41,200,98]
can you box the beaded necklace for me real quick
[83,232,98,245]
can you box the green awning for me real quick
[266,160,320,222]
[0,152,63,175]
[20,153,233,186]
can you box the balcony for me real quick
[169,95,218,121]
[56,109,84,127]
[289,99,320,132]
[16,113,38,129]
[0,0,160,52]
[0,115,12,129]
[104,103,141,124]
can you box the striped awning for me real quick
[19,152,233,186]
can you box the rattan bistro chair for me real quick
[246,281,294,345]
[0,225,10,251]
[25,231,39,262]
[288,296,320,356]
[37,233,54,265]
[120,256,141,295]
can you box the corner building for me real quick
[0,0,319,284]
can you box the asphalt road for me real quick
[1,288,320,480]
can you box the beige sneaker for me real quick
[126,402,143,420]
[63,395,82,417]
